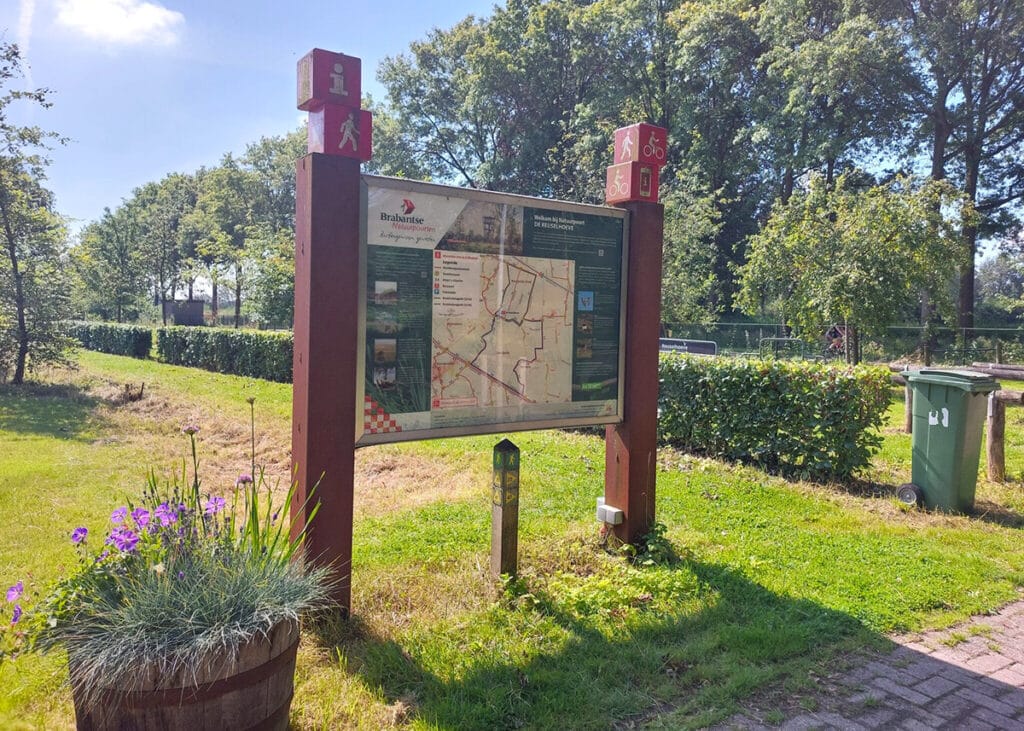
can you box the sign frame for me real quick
[356,174,630,446]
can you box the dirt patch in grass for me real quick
[353,448,486,518]
[46,363,480,519]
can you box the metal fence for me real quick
[662,323,1024,365]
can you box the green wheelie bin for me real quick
[900,369,999,512]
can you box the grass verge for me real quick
[1,354,1023,728]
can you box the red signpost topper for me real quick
[297,49,362,111]
[606,123,667,206]
[307,105,373,161]
[613,123,667,167]
[605,162,660,204]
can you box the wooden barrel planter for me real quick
[70,619,299,731]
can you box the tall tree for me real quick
[667,0,767,310]
[0,41,70,384]
[378,17,495,188]
[754,0,908,199]
[136,173,198,324]
[72,204,148,322]
[240,129,306,327]
[901,0,1024,331]
[188,156,254,327]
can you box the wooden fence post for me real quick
[904,385,913,435]
[987,392,1006,483]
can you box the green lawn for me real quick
[2,353,1024,729]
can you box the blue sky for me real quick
[3,0,497,232]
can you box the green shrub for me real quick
[157,327,293,383]
[658,355,891,479]
[67,321,152,359]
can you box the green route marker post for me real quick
[491,439,521,577]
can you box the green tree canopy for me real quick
[737,173,971,359]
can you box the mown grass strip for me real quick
[2,354,1024,728]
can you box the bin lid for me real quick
[902,368,1000,392]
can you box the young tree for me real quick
[736,173,970,362]
[0,41,70,384]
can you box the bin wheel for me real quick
[897,483,923,508]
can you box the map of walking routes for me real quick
[432,253,575,409]
[360,177,626,444]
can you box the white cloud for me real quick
[55,0,185,47]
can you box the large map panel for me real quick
[360,178,624,444]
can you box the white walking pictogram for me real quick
[620,131,634,162]
[339,113,358,151]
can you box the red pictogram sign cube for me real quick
[297,49,362,111]
[612,123,668,167]
[307,105,373,161]
[605,162,660,204]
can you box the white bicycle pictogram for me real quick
[643,133,666,161]
[607,173,629,198]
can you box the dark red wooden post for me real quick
[291,152,361,614]
[604,200,663,543]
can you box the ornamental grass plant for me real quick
[0,402,332,710]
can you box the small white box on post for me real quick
[596,497,624,525]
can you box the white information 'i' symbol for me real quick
[329,63,348,97]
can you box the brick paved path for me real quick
[718,599,1024,729]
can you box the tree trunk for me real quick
[211,280,219,323]
[920,80,950,346]
[781,166,794,204]
[847,325,860,365]
[234,262,242,329]
[958,143,981,335]
[0,192,29,384]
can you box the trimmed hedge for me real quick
[658,355,891,479]
[156,327,293,383]
[68,321,153,359]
